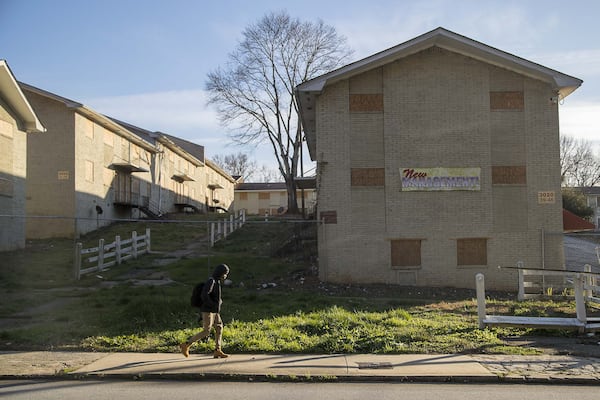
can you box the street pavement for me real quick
[1,351,599,384]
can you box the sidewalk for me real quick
[1,351,599,384]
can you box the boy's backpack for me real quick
[190,282,204,308]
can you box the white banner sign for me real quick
[401,168,481,191]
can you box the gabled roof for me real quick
[20,82,156,152]
[107,118,205,167]
[0,60,45,133]
[236,182,288,191]
[563,209,595,232]
[296,27,583,159]
[159,132,205,165]
[205,158,236,184]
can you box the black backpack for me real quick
[190,282,204,308]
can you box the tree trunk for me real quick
[285,176,299,214]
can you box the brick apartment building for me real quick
[296,28,582,290]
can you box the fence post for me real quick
[132,231,138,259]
[584,264,592,299]
[146,228,151,253]
[74,242,82,280]
[574,274,587,328]
[518,269,525,301]
[116,235,122,265]
[475,273,486,329]
[230,214,234,234]
[210,222,215,247]
[242,209,246,224]
[98,238,104,272]
[223,219,228,239]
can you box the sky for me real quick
[1,0,599,177]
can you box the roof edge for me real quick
[0,61,45,133]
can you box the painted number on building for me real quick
[57,170,70,180]
[400,168,481,191]
[538,191,555,204]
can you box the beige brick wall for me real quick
[0,99,28,250]
[24,91,76,239]
[316,47,564,291]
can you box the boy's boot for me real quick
[179,342,190,358]
[213,348,229,358]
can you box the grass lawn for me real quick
[0,214,588,355]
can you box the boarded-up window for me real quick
[391,239,421,267]
[258,192,270,200]
[85,160,94,183]
[103,129,114,146]
[351,168,385,186]
[349,94,383,112]
[319,210,337,224]
[239,192,248,200]
[457,238,487,266]
[492,166,526,184]
[490,91,524,111]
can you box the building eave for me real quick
[0,61,45,133]
[296,27,583,160]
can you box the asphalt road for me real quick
[1,380,599,400]
[564,234,600,272]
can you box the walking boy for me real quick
[180,263,230,358]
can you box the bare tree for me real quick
[206,11,353,214]
[254,165,281,183]
[212,152,257,180]
[560,135,600,187]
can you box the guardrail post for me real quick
[116,235,122,264]
[74,242,82,280]
[476,273,486,329]
[132,231,138,259]
[98,238,104,272]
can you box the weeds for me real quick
[0,214,588,355]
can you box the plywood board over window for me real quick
[391,239,422,268]
[349,94,384,112]
[490,91,524,111]
[351,168,385,186]
[457,238,487,266]
[492,166,526,184]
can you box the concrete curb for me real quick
[1,352,600,385]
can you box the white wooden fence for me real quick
[74,228,151,279]
[517,263,600,302]
[476,267,600,333]
[210,210,246,247]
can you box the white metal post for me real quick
[574,274,587,326]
